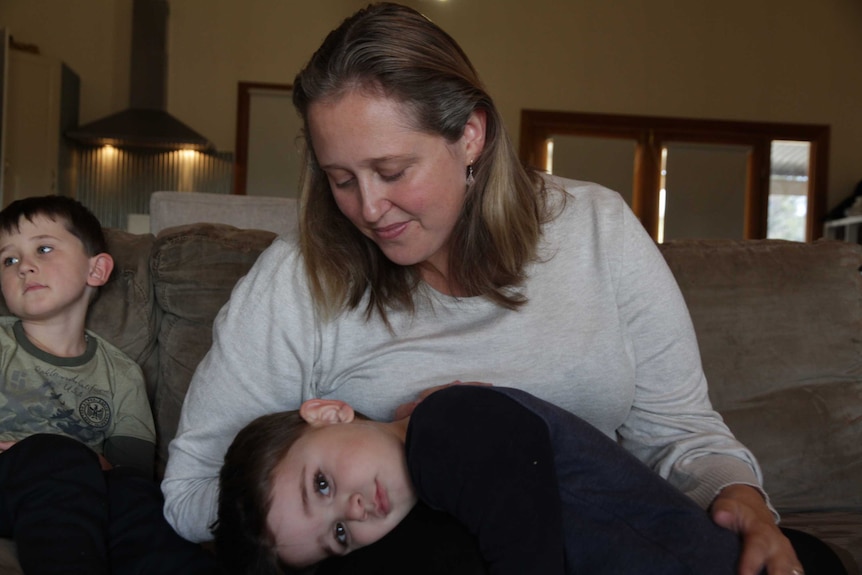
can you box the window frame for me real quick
[519,110,830,241]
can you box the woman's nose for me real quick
[358,181,388,222]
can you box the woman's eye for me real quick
[37,246,53,255]
[334,522,348,546]
[3,257,18,267]
[329,174,355,190]
[381,171,404,183]
[313,472,331,496]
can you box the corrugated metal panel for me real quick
[73,147,233,229]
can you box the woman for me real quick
[163,4,814,574]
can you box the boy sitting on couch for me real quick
[215,384,744,575]
[0,196,216,575]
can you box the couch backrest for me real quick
[659,238,862,512]
[149,191,298,236]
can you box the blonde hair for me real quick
[292,3,548,324]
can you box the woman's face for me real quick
[307,90,485,283]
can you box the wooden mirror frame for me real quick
[233,81,293,195]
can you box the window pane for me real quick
[549,135,636,206]
[662,143,749,241]
[767,140,809,242]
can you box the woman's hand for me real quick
[0,440,16,452]
[711,484,803,575]
[393,380,492,420]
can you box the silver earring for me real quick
[466,164,475,187]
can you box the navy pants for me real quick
[0,434,219,575]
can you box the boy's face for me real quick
[0,215,101,321]
[267,414,417,567]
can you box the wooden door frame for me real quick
[519,110,830,240]
[233,81,293,195]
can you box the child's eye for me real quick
[313,471,331,496]
[334,522,349,547]
[37,246,53,255]
[3,257,18,267]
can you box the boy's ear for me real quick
[299,399,355,427]
[87,253,114,287]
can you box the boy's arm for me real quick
[102,346,157,476]
[406,386,566,575]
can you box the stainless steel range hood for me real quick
[66,0,213,151]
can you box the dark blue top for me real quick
[406,386,740,575]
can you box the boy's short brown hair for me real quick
[0,195,108,257]
[214,410,312,575]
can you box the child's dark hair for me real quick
[0,195,108,256]
[213,410,313,575]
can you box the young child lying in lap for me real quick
[214,385,741,575]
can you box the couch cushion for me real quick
[92,229,159,398]
[150,223,277,472]
[720,381,862,511]
[659,239,862,514]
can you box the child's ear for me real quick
[87,253,114,287]
[299,399,355,426]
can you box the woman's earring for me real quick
[466,163,475,187]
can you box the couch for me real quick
[0,192,860,574]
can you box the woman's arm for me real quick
[607,196,798,574]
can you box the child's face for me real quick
[266,417,417,567]
[0,215,98,321]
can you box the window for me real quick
[519,110,829,242]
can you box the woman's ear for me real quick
[87,253,114,287]
[299,399,356,426]
[462,108,487,162]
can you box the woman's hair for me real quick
[292,2,548,324]
[213,411,312,575]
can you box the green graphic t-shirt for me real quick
[0,317,155,453]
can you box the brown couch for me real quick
[1,223,860,574]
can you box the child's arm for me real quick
[405,386,566,575]
[103,350,157,476]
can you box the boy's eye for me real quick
[334,522,348,547]
[37,246,53,255]
[313,471,331,496]
[3,257,19,267]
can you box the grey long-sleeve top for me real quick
[162,176,766,542]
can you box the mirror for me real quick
[233,82,302,197]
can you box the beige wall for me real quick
[1,0,132,126]
[2,0,861,209]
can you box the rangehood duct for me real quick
[66,0,213,151]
